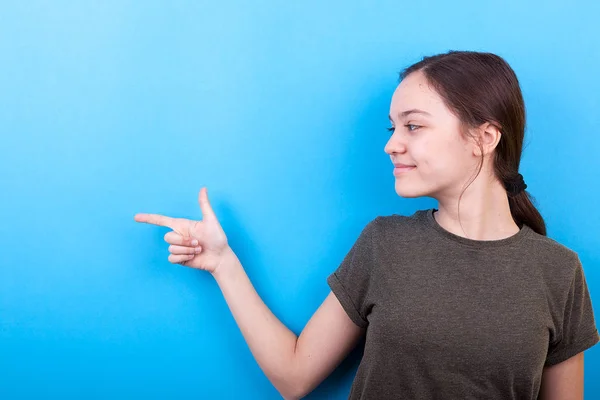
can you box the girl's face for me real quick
[384,70,480,200]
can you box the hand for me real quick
[134,187,229,274]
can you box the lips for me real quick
[393,163,416,175]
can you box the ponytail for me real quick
[504,173,546,236]
[508,191,546,236]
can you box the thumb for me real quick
[198,187,217,221]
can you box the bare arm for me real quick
[538,353,584,400]
[213,247,365,399]
[135,188,364,399]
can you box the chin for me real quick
[394,182,429,198]
[395,190,423,199]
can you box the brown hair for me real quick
[400,50,546,236]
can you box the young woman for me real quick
[134,51,599,399]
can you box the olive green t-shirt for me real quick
[327,209,599,399]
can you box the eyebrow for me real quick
[388,109,432,121]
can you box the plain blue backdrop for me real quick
[1,1,599,398]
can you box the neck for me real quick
[433,177,519,241]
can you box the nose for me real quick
[384,132,407,155]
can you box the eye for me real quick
[405,124,421,132]
[387,126,395,134]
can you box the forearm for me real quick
[212,246,301,398]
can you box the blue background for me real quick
[1,1,599,398]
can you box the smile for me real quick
[393,166,416,175]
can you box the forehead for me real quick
[390,71,447,117]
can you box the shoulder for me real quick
[522,228,584,289]
[370,208,430,233]
[523,228,581,267]
[364,209,431,249]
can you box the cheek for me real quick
[418,136,471,177]
[413,137,447,171]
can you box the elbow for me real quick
[279,384,308,400]
[280,392,301,400]
[276,375,309,400]
[275,360,312,400]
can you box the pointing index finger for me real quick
[134,213,177,229]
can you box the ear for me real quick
[472,122,502,157]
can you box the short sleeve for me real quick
[327,218,379,329]
[545,257,600,366]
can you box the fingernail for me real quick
[192,239,198,246]
[195,247,202,253]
